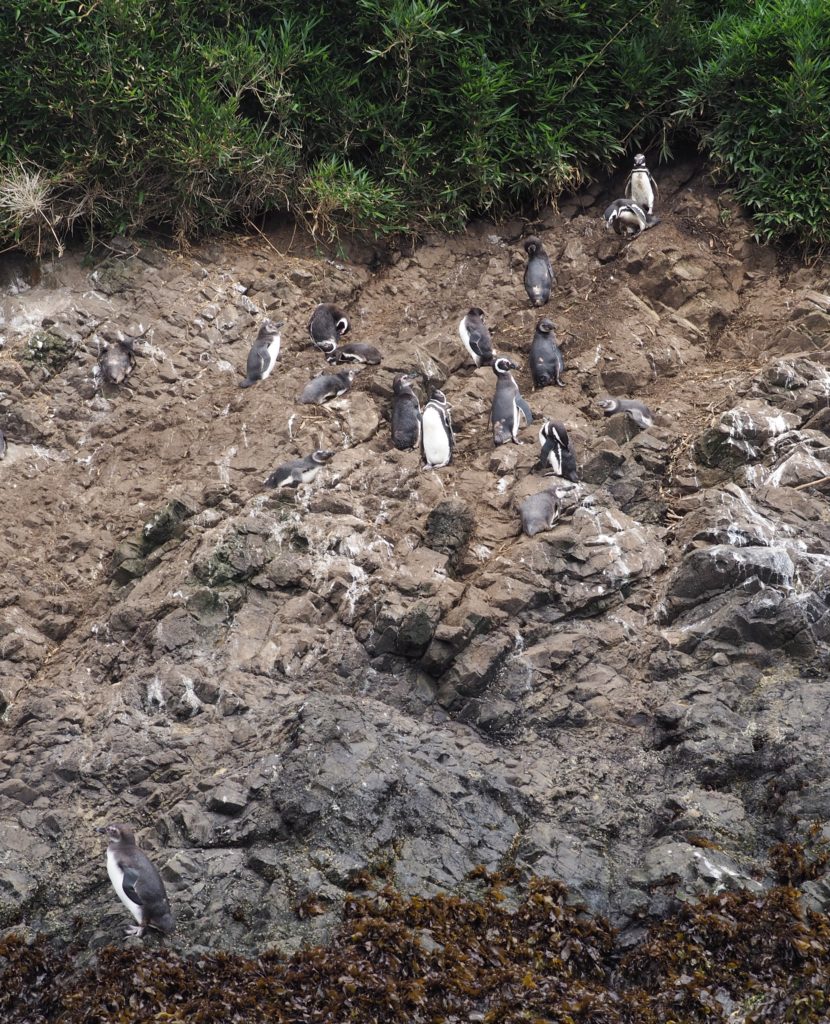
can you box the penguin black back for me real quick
[391,372,422,451]
[528,317,564,388]
[523,237,555,307]
[308,303,350,349]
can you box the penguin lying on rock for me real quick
[315,338,382,365]
[298,369,356,405]
[100,823,175,938]
[265,450,335,490]
[597,397,654,429]
[520,487,561,537]
[603,199,659,238]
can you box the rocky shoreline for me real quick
[1,161,830,967]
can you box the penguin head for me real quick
[492,357,516,375]
[101,823,135,844]
[633,153,647,168]
[258,318,284,338]
[524,236,542,255]
[596,398,618,416]
[429,388,448,406]
[312,450,335,464]
[335,316,350,337]
[394,372,420,392]
[317,339,338,358]
[466,307,485,321]
[536,317,556,335]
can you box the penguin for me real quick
[391,372,422,451]
[520,488,561,537]
[99,335,136,385]
[421,388,454,468]
[264,449,334,489]
[626,153,657,216]
[490,357,534,446]
[538,420,579,482]
[523,237,555,307]
[458,307,494,368]
[100,823,175,937]
[316,339,382,365]
[308,303,350,353]
[603,199,650,238]
[529,317,565,388]
[597,397,654,429]
[239,318,284,388]
[298,369,356,405]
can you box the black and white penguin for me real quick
[538,420,579,482]
[100,823,175,937]
[421,388,454,468]
[597,397,654,429]
[603,199,649,238]
[529,317,565,388]
[264,449,334,489]
[99,335,136,385]
[490,357,533,446]
[316,339,382,365]
[523,237,555,307]
[626,153,657,216]
[520,488,561,537]
[239,318,284,388]
[391,372,422,451]
[308,303,350,353]
[298,369,356,405]
[458,307,494,368]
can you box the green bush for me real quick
[677,0,830,252]
[2,0,826,250]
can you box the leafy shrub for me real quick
[677,0,830,253]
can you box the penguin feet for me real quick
[125,925,146,937]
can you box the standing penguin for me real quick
[391,372,422,451]
[538,420,579,481]
[523,237,555,307]
[99,334,136,385]
[421,389,454,468]
[100,823,175,937]
[298,368,356,405]
[308,303,350,353]
[603,199,649,238]
[490,357,534,446]
[239,318,284,388]
[264,450,335,489]
[597,397,653,429]
[520,488,561,537]
[626,153,657,216]
[458,307,494,368]
[529,317,565,388]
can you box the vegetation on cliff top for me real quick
[2,869,830,1023]
[0,0,828,251]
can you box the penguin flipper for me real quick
[538,438,555,471]
[239,378,255,388]
[121,867,144,907]
[517,397,534,426]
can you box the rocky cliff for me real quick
[2,160,830,956]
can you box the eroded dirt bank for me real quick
[1,160,830,955]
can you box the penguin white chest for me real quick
[422,408,451,466]
[260,336,281,380]
[629,171,654,214]
[107,849,142,924]
[299,466,321,484]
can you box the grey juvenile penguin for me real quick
[490,357,533,446]
[529,317,565,388]
[523,237,555,307]
[391,372,422,451]
[597,397,654,429]
[316,338,382,365]
[239,318,284,388]
[603,199,651,238]
[298,369,356,405]
[538,420,579,482]
[458,307,494,368]
[99,335,136,385]
[264,449,334,489]
[520,488,561,537]
[626,153,657,216]
[101,823,175,937]
[421,388,454,468]
[308,303,350,352]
